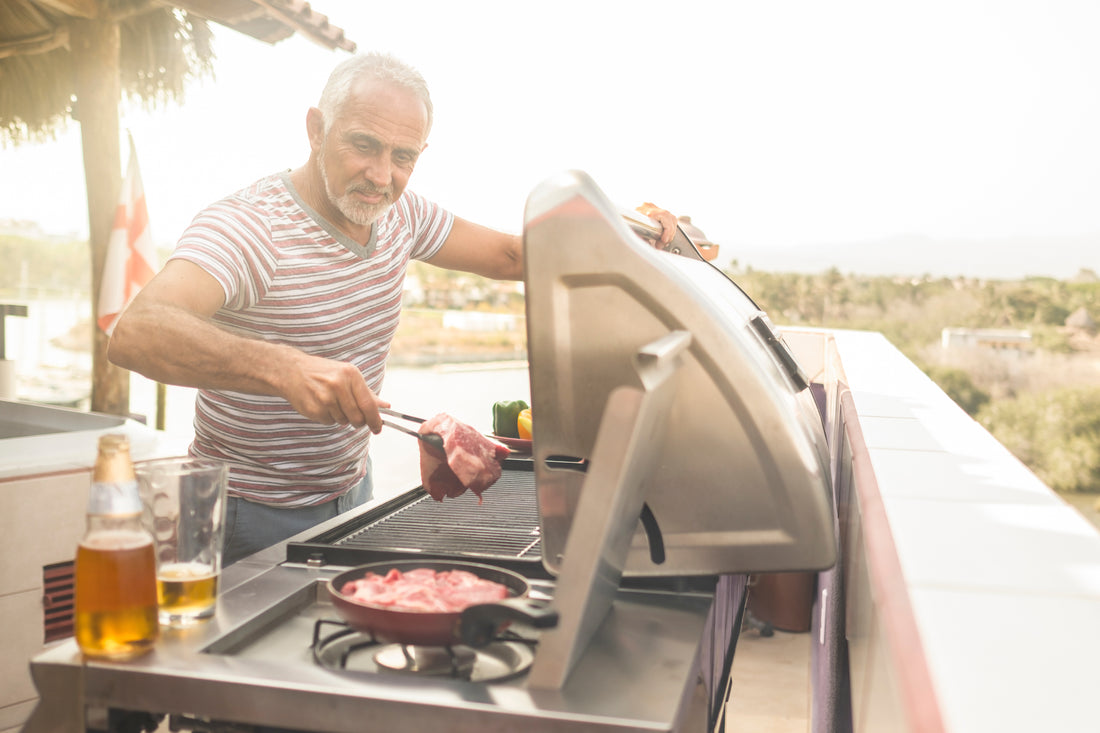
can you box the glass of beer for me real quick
[136,457,228,627]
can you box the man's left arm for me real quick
[426,216,523,281]
[426,203,677,282]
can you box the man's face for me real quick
[317,78,428,228]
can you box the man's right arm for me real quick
[107,260,386,430]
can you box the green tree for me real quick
[1,235,89,295]
[979,387,1100,493]
[924,366,990,416]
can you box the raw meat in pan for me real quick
[418,413,510,502]
[340,567,510,612]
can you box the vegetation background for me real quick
[734,266,1100,498]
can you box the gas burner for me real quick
[311,619,536,682]
[373,644,477,677]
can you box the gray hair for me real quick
[317,52,434,138]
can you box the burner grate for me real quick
[336,469,542,560]
[311,619,536,682]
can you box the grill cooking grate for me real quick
[335,468,541,560]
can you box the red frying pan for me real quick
[327,559,557,647]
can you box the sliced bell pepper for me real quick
[492,399,529,438]
[517,408,533,440]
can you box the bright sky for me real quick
[1,0,1099,268]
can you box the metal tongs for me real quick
[379,407,445,453]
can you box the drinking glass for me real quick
[136,457,228,627]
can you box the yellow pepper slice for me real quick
[517,408,533,440]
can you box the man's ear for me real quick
[306,107,325,152]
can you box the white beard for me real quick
[318,142,395,227]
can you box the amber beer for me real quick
[157,561,218,620]
[74,532,158,658]
[74,435,159,659]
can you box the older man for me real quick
[109,53,675,564]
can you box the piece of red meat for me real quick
[340,568,510,612]
[418,413,509,502]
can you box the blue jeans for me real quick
[222,460,373,566]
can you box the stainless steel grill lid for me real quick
[522,170,837,578]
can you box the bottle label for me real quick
[87,480,143,515]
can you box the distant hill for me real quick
[0,218,79,243]
[729,233,1100,280]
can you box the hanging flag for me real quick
[97,133,156,336]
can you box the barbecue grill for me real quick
[289,460,547,572]
[25,171,836,733]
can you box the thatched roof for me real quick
[0,0,355,143]
[1066,306,1097,333]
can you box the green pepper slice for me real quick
[492,399,529,438]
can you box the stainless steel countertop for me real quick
[26,498,717,733]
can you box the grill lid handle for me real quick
[749,314,810,392]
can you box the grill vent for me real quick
[337,470,542,560]
[42,560,75,643]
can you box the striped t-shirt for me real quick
[170,172,453,507]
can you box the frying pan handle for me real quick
[459,598,559,648]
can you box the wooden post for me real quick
[70,16,130,417]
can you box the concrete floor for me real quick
[725,629,812,733]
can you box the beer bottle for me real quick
[73,434,159,659]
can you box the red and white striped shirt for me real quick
[170,172,453,507]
